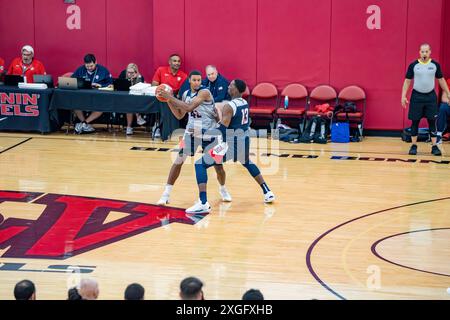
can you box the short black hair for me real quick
[234,79,247,94]
[124,283,145,300]
[67,287,82,300]
[189,70,202,79]
[84,54,96,64]
[180,277,203,300]
[169,53,181,60]
[242,289,264,300]
[14,280,35,300]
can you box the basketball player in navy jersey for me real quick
[156,70,232,205]
[186,79,275,214]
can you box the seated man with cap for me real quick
[7,45,46,83]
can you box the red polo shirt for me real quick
[152,66,187,93]
[7,57,46,83]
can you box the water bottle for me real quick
[284,96,289,110]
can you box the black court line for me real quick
[305,197,450,300]
[371,228,450,278]
[0,134,448,158]
[0,138,33,155]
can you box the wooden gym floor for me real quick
[0,128,449,300]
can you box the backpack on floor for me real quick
[299,116,328,144]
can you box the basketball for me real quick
[156,84,173,102]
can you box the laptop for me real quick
[77,78,93,89]
[113,78,131,91]
[33,74,54,88]
[58,77,93,90]
[4,75,24,86]
[58,77,79,90]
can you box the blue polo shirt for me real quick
[72,64,113,87]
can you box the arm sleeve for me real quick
[152,68,161,83]
[405,62,415,79]
[39,62,46,75]
[215,78,230,102]
[100,68,113,86]
[434,62,444,79]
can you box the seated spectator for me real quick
[242,289,264,300]
[14,279,36,300]
[152,54,188,137]
[7,45,46,83]
[119,63,146,135]
[203,65,231,102]
[72,54,113,134]
[179,276,204,300]
[178,65,230,103]
[124,283,145,300]
[203,65,231,121]
[152,54,188,96]
[78,278,99,300]
[436,78,450,144]
[67,287,82,300]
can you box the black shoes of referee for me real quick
[409,144,442,156]
[408,144,418,155]
[431,145,442,156]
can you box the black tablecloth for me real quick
[49,89,179,140]
[0,86,57,133]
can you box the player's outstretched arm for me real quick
[164,90,210,113]
[166,100,186,120]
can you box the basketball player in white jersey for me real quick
[156,70,232,205]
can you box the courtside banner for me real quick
[0,86,55,133]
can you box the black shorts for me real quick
[178,133,216,157]
[408,90,438,121]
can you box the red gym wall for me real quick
[0,0,447,131]
[0,0,153,81]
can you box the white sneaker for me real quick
[126,127,133,135]
[82,123,95,133]
[264,191,275,203]
[154,128,161,138]
[185,200,211,214]
[136,116,146,126]
[157,194,170,205]
[219,187,232,202]
[74,122,83,134]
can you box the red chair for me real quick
[306,85,337,118]
[249,82,278,128]
[336,85,366,137]
[61,72,73,78]
[275,83,308,129]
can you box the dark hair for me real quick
[67,287,82,300]
[84,54,96,64]
[169,53,181,60]
[124,283,145,300]
[234,79,247,94]
[180,277,203,300]
[242,289,264,300]
[14,280,35,300]
[189,70,202,79]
